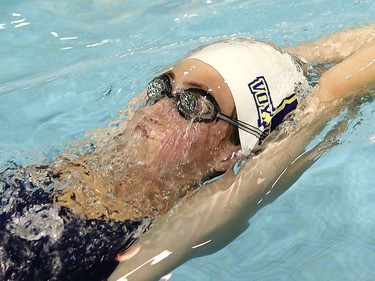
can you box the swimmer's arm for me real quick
[317,40,375,103]
[284,24,375,63]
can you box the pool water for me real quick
[0,0,374,280]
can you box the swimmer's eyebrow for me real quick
[168,70,207,91]
[185,81,207,90]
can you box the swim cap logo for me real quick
[248,76,275,129]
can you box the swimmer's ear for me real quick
[213,145,242,172]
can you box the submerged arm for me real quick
[284,23,375,63]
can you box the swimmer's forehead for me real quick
[167,58,235,117]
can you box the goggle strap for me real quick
[216,112,268,141]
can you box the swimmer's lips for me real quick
[134,123,153,139]
[134,122,163,140]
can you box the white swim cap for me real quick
[187,39,308,155]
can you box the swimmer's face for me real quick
[125,59,240,182]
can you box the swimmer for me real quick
[108,24,375,281]
[47,24,374,223]
[1,23,374,281]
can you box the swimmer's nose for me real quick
[143,98,177,122]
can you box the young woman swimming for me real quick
[1,24,374,281]
[109,24,375,280]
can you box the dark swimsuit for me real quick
[0,165,146,281]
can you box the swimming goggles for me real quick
[146,74,268,141]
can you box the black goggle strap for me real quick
[216,112,269,141]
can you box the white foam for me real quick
[7,204,64,243]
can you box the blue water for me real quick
[1,0,374,280]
